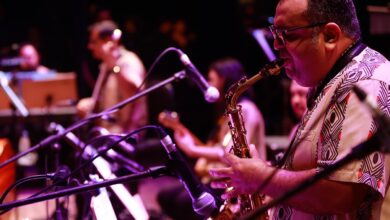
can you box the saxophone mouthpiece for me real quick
[275,58,284,67]
[272,59,284,69]
[262,59,284,77]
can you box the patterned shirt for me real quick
[272,47,390,220]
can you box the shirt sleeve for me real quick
[318,78,390,197]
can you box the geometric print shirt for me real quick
[271,47,390,220]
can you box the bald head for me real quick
[19,44,40,71]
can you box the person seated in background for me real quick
[18,43,50,73]
[288,79,309,140]
[271,79,310,164]
[157,58,266,219]
[77,20,147,134]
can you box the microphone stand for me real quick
[50,142,68,220]
[0,166,170,211]
[244,129,388,220]
[0,70,187,169]
[0,71,29,117]
[0,71,29,156]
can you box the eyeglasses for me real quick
[269,22,327,46]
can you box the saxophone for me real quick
[213,59,283,220]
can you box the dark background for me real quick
[0,2,388,218]
[0,0,389,142]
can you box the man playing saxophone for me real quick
[210,0,390,219]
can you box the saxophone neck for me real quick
[225,77,247,111]
[225,59,284,111]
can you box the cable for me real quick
[0,125,161,216]
[0,174,54,204]
[136,47,180,93]
[76,133,132,181]
[31,125,160,198]
[0,112,106,170]
[76,134,108,181]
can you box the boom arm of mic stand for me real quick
[103,70,186,115]
[0,70,187,169]
[0,71,29,117]
[244,134,382,220]
[0,166,169,211]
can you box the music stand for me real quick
[0,72,78,116]
[21,72,78,112]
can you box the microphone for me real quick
[102,29,122,60]
[52,165,71,187]
[48,122,143,172]
[88,126,136,157]
[48,123,136,158]
[157,127,217,217]
[47,122,85,150]
[47,123,149,219]
[111,29,122,41]
[105,148,145,173]
[87,133,144,173]
[175,49,220,103]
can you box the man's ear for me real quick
[322,22,341,50]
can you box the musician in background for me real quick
[77,20,147,133]
[288,79,309,140]
[210,0,390,219]
[18,43,50,73]
[157,58,266,219]
[273,79,309,163]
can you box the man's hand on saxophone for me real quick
[209,144,272,200]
